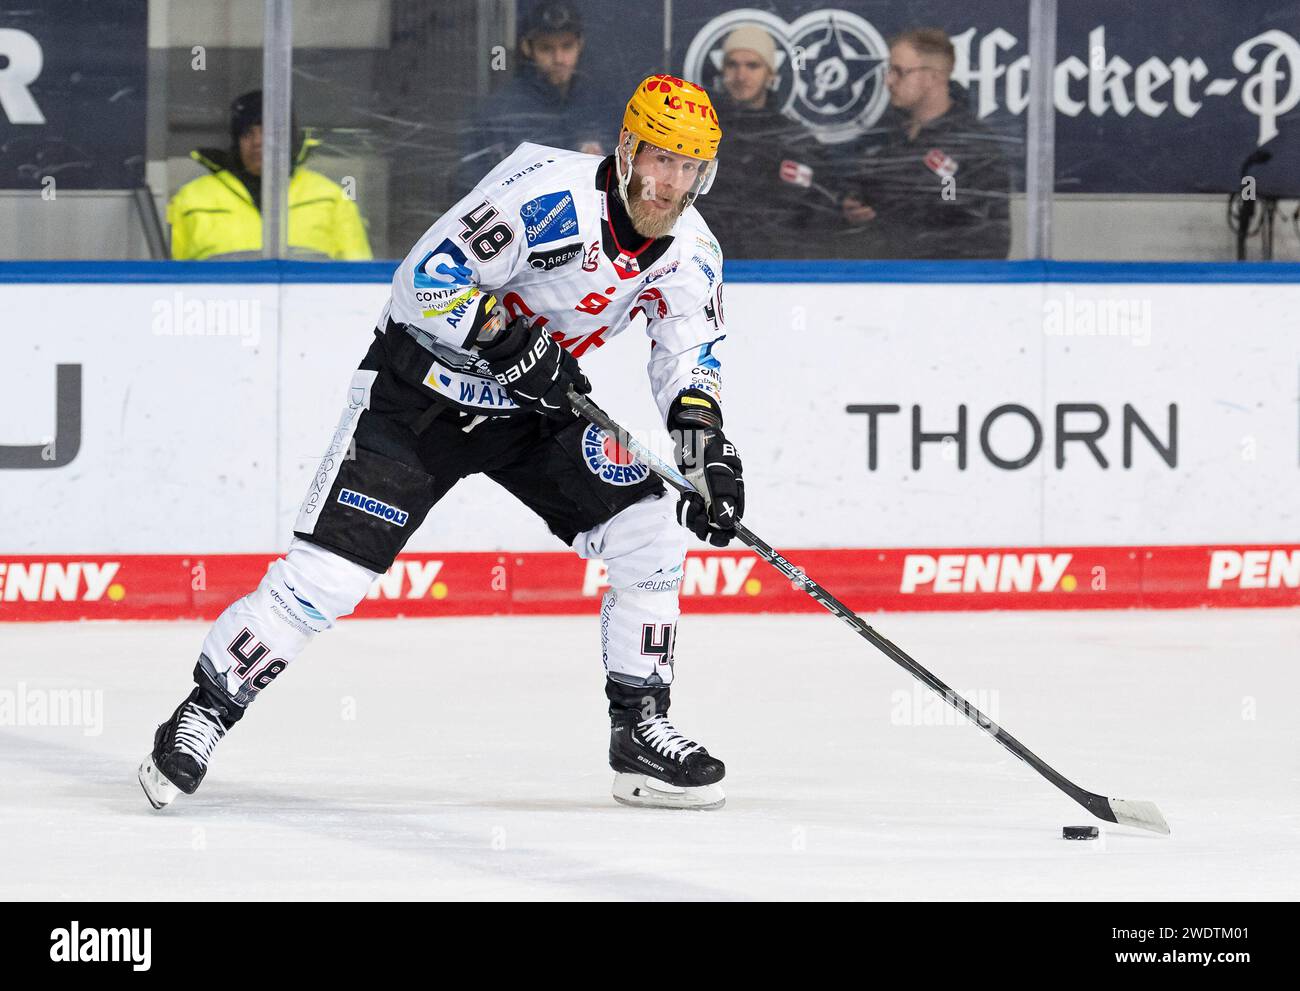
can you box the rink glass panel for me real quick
[1046,0,1300,261]
[668,1,1029,261]
[0,0,267,260]
[3,1,1297,262]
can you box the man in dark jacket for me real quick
[456,1,613,196]
[702,25,832,259]
[835,28,1012,260]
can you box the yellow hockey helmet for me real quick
[617,74,722,211]
[623,74,722,160]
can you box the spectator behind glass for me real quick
[456,1,612,196]
[836,29,1011,259]
[702,25,832,259]
[167,90,372,261]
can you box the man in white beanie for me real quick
[703,25,827,257]
[720,25,780,110]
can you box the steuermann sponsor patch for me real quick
[519,190,579,247]
[337,488,410,526]
[581,424,650,486]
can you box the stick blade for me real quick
[1107,798,1170,834]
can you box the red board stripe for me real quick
[0,545,1296,622]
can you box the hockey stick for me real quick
[568,388,1170,835]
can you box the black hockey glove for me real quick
[478,315,591,419]
[668,391,745,547]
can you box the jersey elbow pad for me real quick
[667,389,723,431]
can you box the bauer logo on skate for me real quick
[581,425,650,486]
[337,489,409,527]
[899,554,1073,594]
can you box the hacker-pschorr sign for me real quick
[678,3,1299,194]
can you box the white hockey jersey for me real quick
[377,142,727,422]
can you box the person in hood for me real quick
[455,1,614,196]
[836,29,1012,259]
[167,90,372,261]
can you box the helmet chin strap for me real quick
[614,134,638,216]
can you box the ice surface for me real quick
[1,608,1296,900]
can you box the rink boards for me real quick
[1,261,1298,619]
[0,543,1297,620]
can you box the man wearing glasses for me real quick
[838,28,1011,260]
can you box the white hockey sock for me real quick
[197,538,378,709]
[574,493,687,687]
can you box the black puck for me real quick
[1063,825,1099,840]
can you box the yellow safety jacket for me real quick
[167,149,373,261]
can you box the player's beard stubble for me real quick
[626,171,687,240]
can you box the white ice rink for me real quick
[1,608,1297,901]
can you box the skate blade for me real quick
[612,772,725,811]
[138,757,181,810]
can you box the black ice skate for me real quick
[607,682,725,810]
[138,688,232,809]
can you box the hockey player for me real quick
[139,74,744,812]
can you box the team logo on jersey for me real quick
[683,9,889,144]
[527,241,584,271]
[519,190,579,247]
[635,286,669,320]
[581,240,600,271]
[924,148,959,179]
[581,424,650,486]
[780,159,815,187]
[613,251,641,278]
[337,489,410,527]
